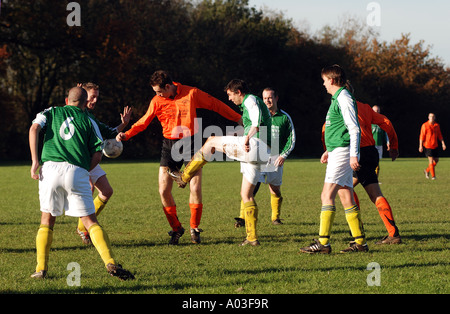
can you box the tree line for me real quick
[1,0,449,161]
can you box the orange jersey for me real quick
[357,102,398,149]
[124,82,241,140]
[420,121,443,149]
[322,101,398,150]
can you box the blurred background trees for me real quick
[1,0,448,160]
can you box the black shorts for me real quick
[160,137,199,171]
[424,148,439,158]
[353,146,379,187]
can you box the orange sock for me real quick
[189,203,203,229]
[375,197,399,237]
[430,161,436,177]
[163,206,182,231]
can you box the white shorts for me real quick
[375,145,383,160]
[324,146,353,188]
[220,136,271,164]
[39,161,95,217]
[219,136,273,185]
[240,164,283,186]
[89,164,106,184]
[240,162,263,186]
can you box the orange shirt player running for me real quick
[125,82,241,140]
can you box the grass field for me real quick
[0,158,448,296]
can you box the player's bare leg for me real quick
[77,175,113,244]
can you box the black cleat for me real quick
[106,263,135,281]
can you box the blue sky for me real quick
[248,0,450,67]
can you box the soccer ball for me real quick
[103,138,123,158]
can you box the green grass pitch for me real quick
[0,158,448,294]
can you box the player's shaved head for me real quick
[67,87,88,108]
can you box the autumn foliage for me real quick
[0,0,448,160]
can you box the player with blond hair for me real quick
[75,82,132,245]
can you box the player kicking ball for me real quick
[169,79,272,246]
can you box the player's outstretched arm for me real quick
[116,106,132,133]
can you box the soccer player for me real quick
[75,82,132,245]
[170,79,272,246]
[371,105,389,176]
[234,87,295,227]
[300,65,367,254]
[419,113,446,180]
[116,71,242,245]
[320,100,401,244]
[353,101,401,244]
[29,87,134,280]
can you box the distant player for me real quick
[29,87,134,280]
[371,105,389,176]
[170,79,272,246]
[235,87,295,227]
[116,70,242,245]
[75,82,132,245]
[419,113,446,180]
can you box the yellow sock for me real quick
[345,205,366,245]
[319,205,336,245]
[243,201,258,242]
[94,195,107,217]
[78,196,108,232]
[88,223,115,267]
[239,200,245,219]
[182,151,208,182]
[270,194,283,221]
[35,225,53,272]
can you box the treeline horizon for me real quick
[1,0,449,161]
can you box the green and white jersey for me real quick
[271,109,296,158]
[86,110,118,140]
[32,106,103,171]
[324,87,360,157]
[240,94,272,147]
